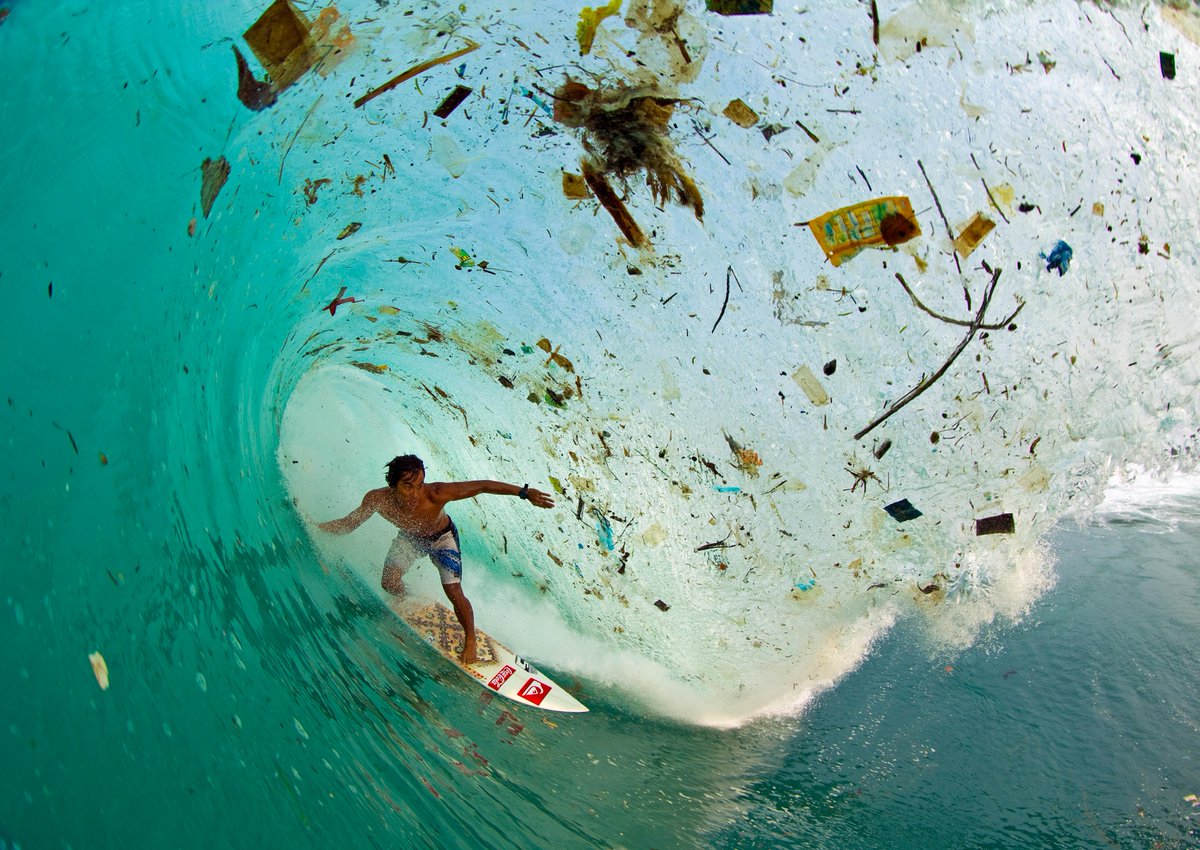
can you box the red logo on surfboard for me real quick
[517,678,552,705]
[488,666,516,690]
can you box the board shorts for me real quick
[383,519,463,587]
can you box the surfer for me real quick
[315,455,554,664]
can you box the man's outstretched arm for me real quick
[316,491,379,533]
[431,480,555,509]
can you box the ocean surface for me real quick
[2,0,1199,847]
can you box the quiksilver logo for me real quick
[517,678,551,705]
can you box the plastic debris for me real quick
[450,247,475,268]
[952,212,995,258]
[309,6,355,76]
[592,508,614,551]
[200,156,231,218]
[433,85,473,119]
[1041,240,1073,275]
[706,0,773,13]
[976,513,1015,535]
[232,45,278,111]
[884,498,922,522]
[324,285,358,316]
[1160,52,1176,80]
[793,578,816,591]
[350,361,388,374]
[791,365,831,406]
[722,99,760,128]
[88,651,110,690]
[715,485,741,493]
[244,0,317,91]
[806,196,920,266]
[577,0,623,55]
[561,171,591,200]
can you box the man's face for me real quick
[394,469,424,498]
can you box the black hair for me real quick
[385,455,425,487]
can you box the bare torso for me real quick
[368,485,450,537]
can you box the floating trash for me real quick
[884,498,922,522]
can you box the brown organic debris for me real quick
[723,98,759,128]
[232,45,277,111]
[303,177,332,205]
[555,78,704,224]
[244,0,317,91]
[433,85,473,119]
[200,156,231,218]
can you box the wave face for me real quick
[2,0,1199,846]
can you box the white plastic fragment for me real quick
[791,365,830,406]
[88,651,110,690]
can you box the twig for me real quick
[856,165,872,192]
[711,266,734,333]
[795,120,820,143]
[917,159,962,275]
[354,40,480,108]
[870,0,880,45]
[894,273,1023,329]
[302,248,341,291]
[694,122,730,165]
[696,535,738,553]
[855,269,1008,440]
[970,153,1009,224]
[581,159,646,247]
[279,95,323,185]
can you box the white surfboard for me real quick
[390,599,588,713]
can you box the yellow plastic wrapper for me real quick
[807,196,920,267]
[577,0,622,55]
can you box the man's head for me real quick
[385,455,425,488]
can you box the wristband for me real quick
[519,484,529,500]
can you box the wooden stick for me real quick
[970,153,1009,224]
[917,159,962,275]
[894,272,1023,329]
[711,266,733,333]
[855,269,1005,440]
[354,40,480,108]
[279,95,323,184]
[581,160,646,248]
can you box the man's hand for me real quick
[524,488,554,509]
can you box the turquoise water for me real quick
[3,0,1200,847]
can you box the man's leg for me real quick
[442,582,477,664]
[381,562,406,596]
[382,535,416,597]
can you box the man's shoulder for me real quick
[364,487,391,503]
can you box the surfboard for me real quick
[390,599,588,713]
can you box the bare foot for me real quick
[460,640,478,665]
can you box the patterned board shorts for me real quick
[384,520,463,586]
